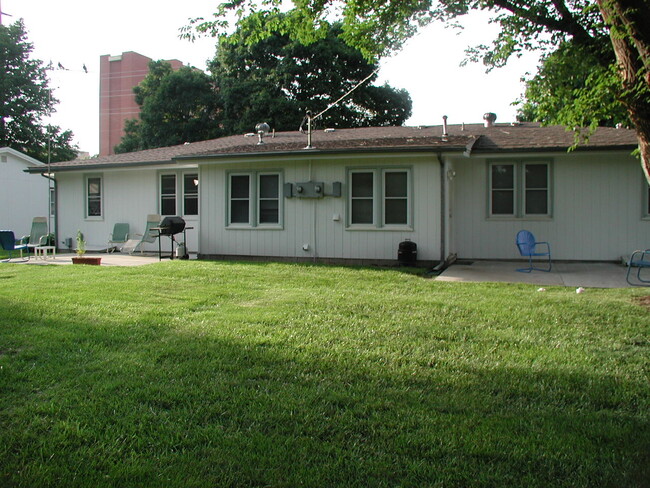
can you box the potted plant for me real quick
[72,230,101,265]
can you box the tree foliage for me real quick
[517,40,628,129]
[0,19,77,162]
[114,61,223,153]
[186,0,650,181]
[209,19,412,134]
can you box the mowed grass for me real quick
[0,261,649,487]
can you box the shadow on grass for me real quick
[1,295,649,488]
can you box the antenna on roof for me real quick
[300,111,313,149]
[299,67,380,149]
[0,0,13,25]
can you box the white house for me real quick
[29,122,650,264]
[0,147,51,238]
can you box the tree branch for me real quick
[491,0,594,45]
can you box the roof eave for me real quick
[25,159,177,173]
[175,144,468,162]
[470,144,638,154]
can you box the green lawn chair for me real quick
[21,217,49,255]
[107,223,130,253]
[120,214,160,254]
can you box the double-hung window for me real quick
[86,175,102,218]
[349,168,411,228]
[228,171,282,227]
[489,161,551,218]
[160,174,177,216]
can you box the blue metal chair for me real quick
[516,230,551,272]
[626,249,650,286]
[0,230,30,262]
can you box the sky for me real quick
[3,0,541,156]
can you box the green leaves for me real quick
[209,19,412,133]
[0,20,77,162]
[517,41,628,129]
[114,62,223,153]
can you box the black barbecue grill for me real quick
[153,216,191,260]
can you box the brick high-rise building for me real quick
[99,51,183,156]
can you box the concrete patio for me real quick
[12,252,641,288]
[436,260,633,288]
[20,251,173,267]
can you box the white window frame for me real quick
[84,174,103,220]
[227,171,283,229]
[488,160,552,219]
[347,167,412,230]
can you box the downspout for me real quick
[40,172,57,250]
[437,153,446,266]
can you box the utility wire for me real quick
[312,67,380,121]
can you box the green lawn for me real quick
[1,261,649,487]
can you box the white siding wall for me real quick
[0,152,49,237]
[199,153,442,262]
[449,151,650,261]
[56,167,200,252]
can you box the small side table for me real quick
[35,246,56,260]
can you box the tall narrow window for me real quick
[183,173,199,216]
[351,171,374,224]
[491,164,515,215]
[160,174,176,215]
[384,170,409,225]
[258,174,279,224]
[49,187,56,218]
[87,176,102,217]
[230,174,250,224]
[524,163,549,215]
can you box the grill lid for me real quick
[158,216,186,235]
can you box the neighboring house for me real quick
[28,122,650,264]
[0,147,51,238]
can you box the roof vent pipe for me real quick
[483,112,497,128]
[442,115,448,141]
[256,122,270,144]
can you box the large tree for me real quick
[516,40,628,129]
[209,19,412,134]
[186,0,650,181]
[114,61,223,153]
[0,19,77,162]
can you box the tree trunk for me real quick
[597,0,650,183]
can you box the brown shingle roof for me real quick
[42,123,639,172]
